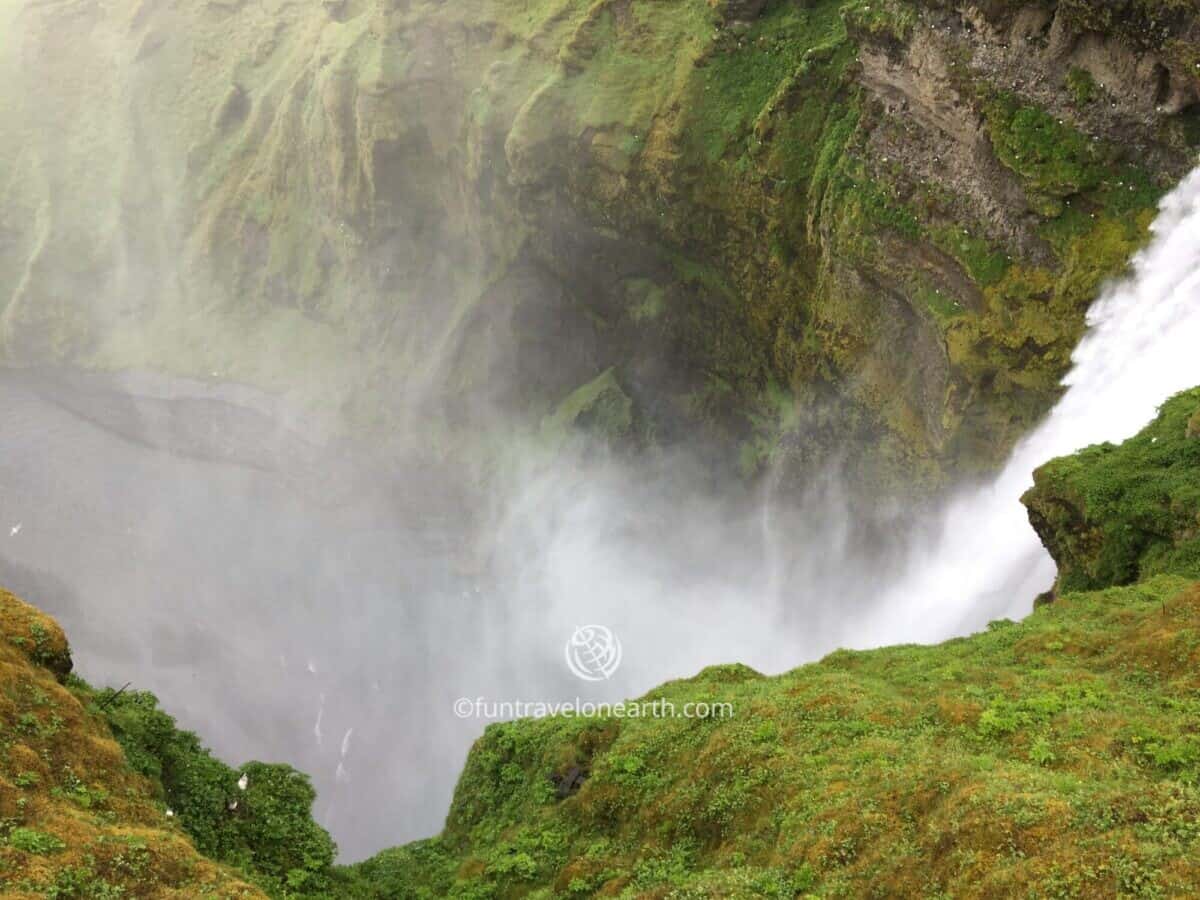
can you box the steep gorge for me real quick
[4,0,1200,895]
[1,389,1198,897]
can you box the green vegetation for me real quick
[0,586,332,898]
[541,369,636,448]
[1066,67,1098,106]
[5,827,66,855]
[0,589,265,898]
[932,226,1010,288]
[337,391,1200,896]
[3,0,1191,494]
[341,582,1200,896]
[2,0,1199,893]
[738,379,802,476]
[94,689,337,897]
[1024,387,1200,593]
[3,389,1198,898]
[679,0,850,165]
[914,284,966,323]
[984,92,1107,214]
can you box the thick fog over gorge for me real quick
[2,0,1199,870]
[0,366,915,858]
[3,168,1199,859]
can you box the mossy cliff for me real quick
[1023,386,1200,594]
[331,391,1200,898]
[0,588,263,897]
[2,0,1197,490]
[0,587,335,897]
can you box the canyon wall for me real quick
[2,0,1197,490]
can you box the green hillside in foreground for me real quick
[0,591,267,898]
[1,388,1198,898]
[343,389,1200,898]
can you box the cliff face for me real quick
[2,0,1198,487]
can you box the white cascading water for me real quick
[852,165,1200,647]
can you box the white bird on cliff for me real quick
[237,773,249,791]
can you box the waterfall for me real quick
[853,166,1200,647]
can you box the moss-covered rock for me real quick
[0,588,72,680]
[0,586,340,898]
[541,368,635,447]
[6,388,1200,896]
[1023,387,1200,593]
[0,590,266,898]
[341,579,1200,897]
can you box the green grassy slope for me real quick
[0,589,267,898]
[339,390,1200,898]
[1025,387,1200,593]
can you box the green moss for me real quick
[1065,66,1098,106]
[540,368,635,446]
[914,284,966,323]
[1055,212,1154,311]
[932,226,1010,287]
[738,379,802,476]
[3,0,1188,500]
[92,688,337,897]
[334,384,1200,896]
[349,569,1200,896]
[555,2,711,136]
[5,826,66,855]
[680,0,850,165]
[0,588,263,897]
[842,0,918,41]
[1024,387,1200,592]
[984,93,1107,208]
[334,838,457,898]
